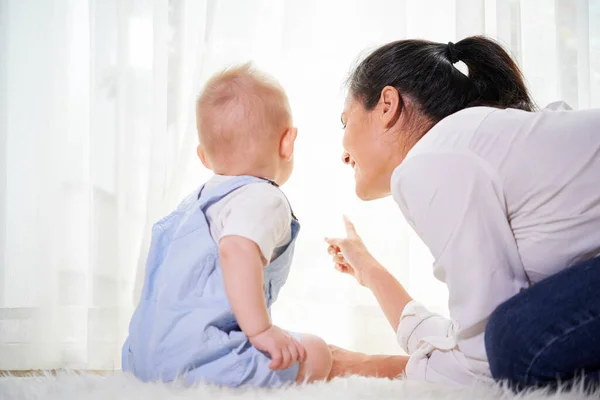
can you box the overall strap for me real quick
[198,175,298,221]
[197,175,270,211]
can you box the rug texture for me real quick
[0,372,597,400]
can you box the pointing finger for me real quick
[343,215,359,238]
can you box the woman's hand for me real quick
[325,216,383,287]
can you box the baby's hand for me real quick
[249,325,306,370]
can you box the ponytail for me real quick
[348,35,536,124]
[454,36,535,111]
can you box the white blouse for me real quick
[391,102,600,385]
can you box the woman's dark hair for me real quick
[348,36,535,124]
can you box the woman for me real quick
[325,36,600,390]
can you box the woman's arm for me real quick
[327,346,409,380]
[326,218,453,354]
[362,263,413,331]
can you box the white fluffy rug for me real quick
[0,372,597,400]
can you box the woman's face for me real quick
[341,94,402,201]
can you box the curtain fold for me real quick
[1,0,599,370]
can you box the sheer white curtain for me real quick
[1,0,599,370]
[0,0,209,369]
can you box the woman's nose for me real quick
[342,152,351,165]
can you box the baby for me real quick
[122,63,332,387]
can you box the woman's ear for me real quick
[279,127,297,161]
[379,86,402,129]
[197,145,211,169]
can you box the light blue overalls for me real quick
[122,176,301,387]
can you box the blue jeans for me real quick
[485,257,600,391]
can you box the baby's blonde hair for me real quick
[196,63,292,166]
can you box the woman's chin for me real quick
[355,184,381,201]
[355,177,391,201]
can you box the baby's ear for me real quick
[280,127,297,161]
[196,145,211,169]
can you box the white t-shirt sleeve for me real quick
[391,151,527,384]
[219,183,292,263]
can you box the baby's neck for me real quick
[213,164,279,185]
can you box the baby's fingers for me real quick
[288,342,299,366]
[280,347,292,370]
[294,338,307,363]
[269,349,283,370]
